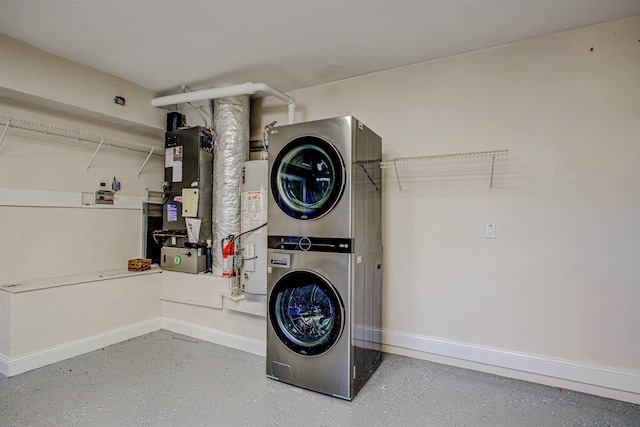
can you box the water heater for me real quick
[240,160,268,296]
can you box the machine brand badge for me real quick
[174,255,181,265]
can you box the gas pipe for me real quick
[222,236,235,277]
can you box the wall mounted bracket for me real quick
[0,118,11,149]
[85,139,105,171]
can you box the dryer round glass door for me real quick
[269,270,344,356]
[271,136,345,220]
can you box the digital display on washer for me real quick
[271,136,345,220]
[269,270,344,356]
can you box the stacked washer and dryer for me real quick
[266,116,383,400]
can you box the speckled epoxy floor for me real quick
[1,330,638,426]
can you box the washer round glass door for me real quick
[269,270,344,356]
[271,136,345,220]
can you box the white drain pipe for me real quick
[151,82,296,124]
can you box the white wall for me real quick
[253,16,639,397]
[0,33,167,377]
[0,35,165,284]
[160,271,266,355]
[0,271,162,376]
[0,290,9,356]
[7,274,161,358]
[0,34,165,136]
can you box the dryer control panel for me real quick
[268,235,353,253]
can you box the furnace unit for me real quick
[160,126,213,273]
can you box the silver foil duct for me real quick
[212,95,250,272]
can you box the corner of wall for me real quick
[0,33,165,136]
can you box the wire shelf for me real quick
[0,114,163,176]
[380,149,508,169]
[380,149,508,190]
[0,114,163,154]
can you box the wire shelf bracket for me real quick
[0,114,163,176]
[0,119,11,149]
[380,149,509,190]
[85,138,105,172]
[136,149,156,177]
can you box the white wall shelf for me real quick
[380,149,508,190]
[0,188,144,210]
[0,114,163,176]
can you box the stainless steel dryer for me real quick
[266,243,382,400]
[266,116,383,400]
[268,116,382,242]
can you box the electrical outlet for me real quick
[82,192,95,205]
[486,224,496,239]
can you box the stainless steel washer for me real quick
[266,245,382,400]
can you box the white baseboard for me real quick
[2,319,637,404]
[0,318,162,377]
[0,353,9,377]
[0,317,264,378]
[162,317,265,357]
[382,328,640,397]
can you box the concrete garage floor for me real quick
[1,330,638,426]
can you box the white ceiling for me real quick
[1,0,639,97]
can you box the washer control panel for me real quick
[267,252,291,269]
[268,235,353,253]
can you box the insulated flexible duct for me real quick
[211,95,250,272]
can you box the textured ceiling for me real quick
[1,0,639,96]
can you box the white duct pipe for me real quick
[151,82,296,123]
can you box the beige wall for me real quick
[7,274,161,358]
[160,271,266,351]
[0,102,164,283]
[0,290,9,356]
[253,16,640,375]
[0,34,165,136]
[0,35,165,284]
